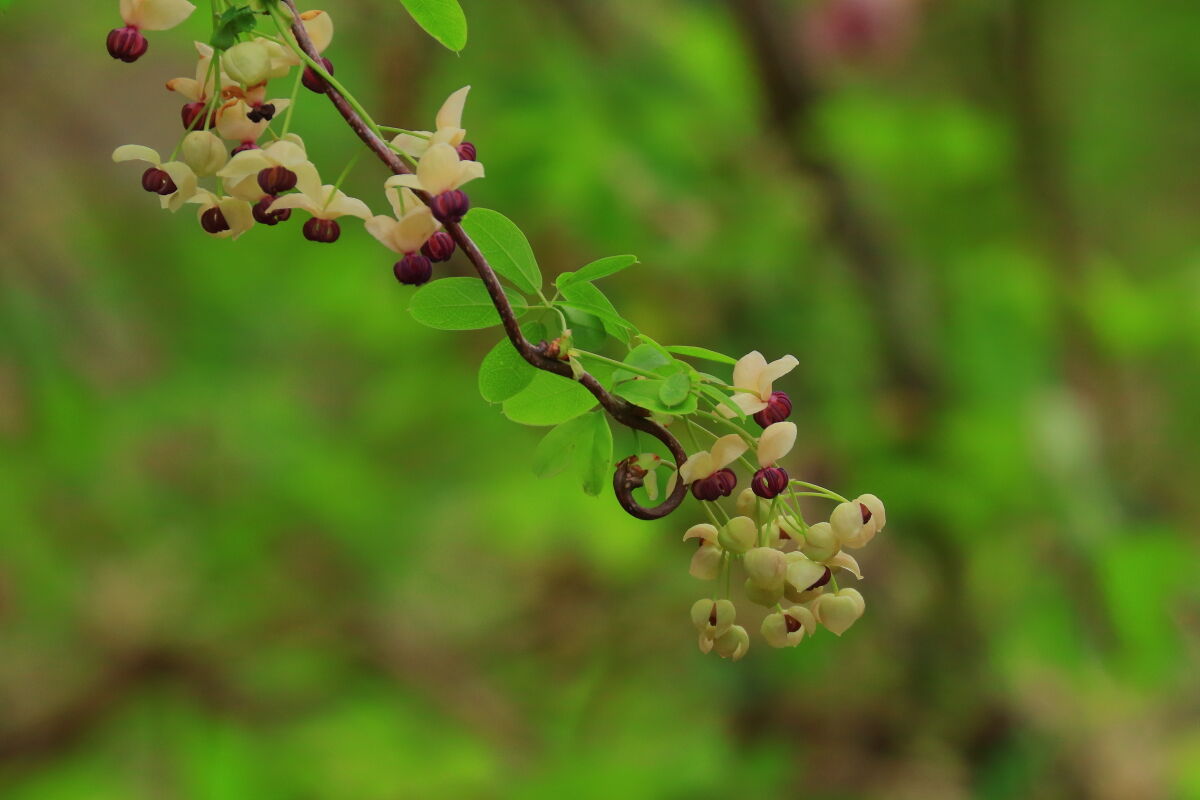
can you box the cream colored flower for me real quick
[112,145,198,212]
[215,98,292,145]
[166,42,223,103]
[278,9,334,66]
[218,136,316,200]
[391,86,472,158]
[812,588,865,636]
[844,493,887,549]
[691,598,735,643]
[267,167,371,222]
[188,190,254,239]
[364,187,440,255]
[682,523,723,581]
[756,421,796,467]
[828,550,863,580]
[716,516,757,554]
[223,40,273,87]
[762,605,816,648]
[120,0,195,30]
[386,142,484,196]
[713,625,750,661]
[800,520,840,562]
[678,434,747,485]
[721,351,799,416]
[784,551,827,597]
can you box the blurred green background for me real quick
[2,0,1200,797]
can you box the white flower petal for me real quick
[121,0,196,31]
[709,434,749,471]
[436,86,471,132]
[364,216,402,253]
[418,143,463,195]
[678,452,714,485]
[113,145,161,165]
[758,355,799,398]
[756,421,797,467]
[732,351,767,394]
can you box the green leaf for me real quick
[556,255,639,288]
[532,412,613,496]
[461,209,541,294]
[614,380,699,416]
[612,343,675,384]
[478,323,545,403]
[561,306,607,351]
[503,371,598,426]
[666,345,738,366]
[397,0,468,52]
[659,371,693,407]
[210,6,258,50]
[409,277,527,330]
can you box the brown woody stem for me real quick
[281,0,687,520]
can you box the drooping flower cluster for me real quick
[108,1,483,284]
[674,351,887,661]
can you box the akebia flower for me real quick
[364,187,441,284]
[223,40,273,88]
[691,598,736,642]
[267,169,372,244]
[762,605,816,648]
[386,143,485,223]
[421,230,456,263]
[179,131,228,177]
[188,190,254,239]
[167,42,225,130]
[112,145,198,212]
[218,136,314,198]
[839,493,887,549]
[390,86,473,159]
[682,523,723,580]
[279,9,335,67]
[108,0,196,62]
[679,434,747,501]
[754,391,793,428]
[722,351,798,420]
[751,421,796,499]
[812,588,866,636]
[216,98,292,151]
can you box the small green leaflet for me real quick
[561,306,607,351]
[556,281,634,343]
[659,371,693,407]
[665,345,738,365]
[611,343,677,384]
[502,371,599,426]
[614,379,698,416]
[461,209,541,294]
[557,255,639,287]
[398,0,468,52]
[210,5,258,50]
[478,323,545,403]
[409,277,527,330]
[532,411,613,496]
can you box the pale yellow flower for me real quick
[112,145,198,212]
[812,588,866,636]
[386,143,484,197]
[722,351,799,416]
[364,187,440,255]
[391,86,472,158]
[120,0,195,30]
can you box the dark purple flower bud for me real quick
[200,206,230,235]
[107,27,148,63]
[141,167,176,196]
[420,231,456,263]
[691,468,738,502]
[806,567,832,592]
[456,141,477,161]
[302,58,335,94]
[181,102,214,131]
[753,391,793,428]
[430,190,470,224]
[257,165,297,195]
[751,466,789,499]
[252,196,291,226]
[393,253,433,286]
[231,142,259,156]
[303,218,340,243]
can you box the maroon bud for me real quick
[107,27,148,63]
[751,466,789,499]
[140,167,176,196]
[753,391,793,428]
[303,218,340,243]
[302,58,335,93]
[420,231,456,263]
[806,567,832,591]
[200,206,230,235]
[231,142,259,156]
[257,165,297,195]
[180,102,214,131]
[393,253,433,286]
[252,196,291,226]
[457,141,477,161]
[430,190,470,224]
[691,468,738,502]
[784,614,802,634]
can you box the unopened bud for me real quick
[302,57,335,94]
[223,40,272,87]
[303,218,340,243]
[751,466,789,499]
[753,391,792,428]
[107,27,148,63]
[393,253,433,285]
[421,231,456,262]
[181,102,215,131]
[180,131,227,176]
[430,190,470,225]
[141,167,176,196]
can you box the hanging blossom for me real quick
[678,434,747,501]
[166,42,226,131]
[112,145,199,212]
[385,143,484,225]
[722,351,798,427]
[219,135,319,227]
[391,86,478,162]
[365,186,442,286]
[188,190,255,240]
[107,0,196,63]
[267,167,372,244]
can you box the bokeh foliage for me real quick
[1,0,1199,797]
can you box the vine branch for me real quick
[280,0,687,520]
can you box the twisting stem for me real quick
[279,0,687,520]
